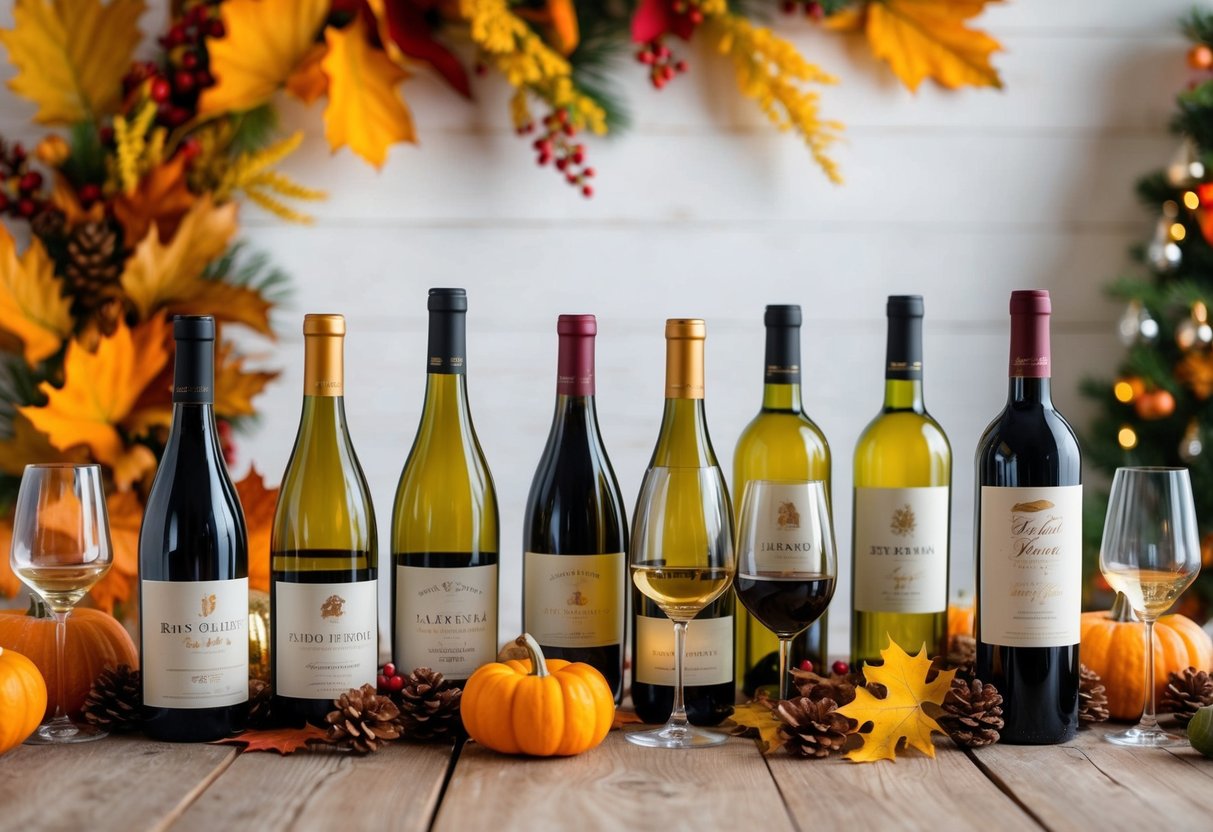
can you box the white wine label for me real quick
[853,486,950,614]
[395,563,497,679]
[979,485,1083,648]
[141,578,249,709]
[274,579,377,699]
[746,482,829,574]
[524,552,624,649]
[634,613,733,687]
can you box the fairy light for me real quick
[1114,381,1135,403]
[1185,190,1201,210]
[1118,426,1138,450]
[1171,222,1188,241]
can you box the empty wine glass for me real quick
[1099,466,1200,747]
[10,464,113,744]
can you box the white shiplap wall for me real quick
[0,2,1190,649]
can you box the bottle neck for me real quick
[304,333,344,397]
[884,311,924,413]
[883,378,924,412]
[172,338,214,405]
[652,397,715,467]
[420,372,473,430]
[427,308,466,375]
[557,332,594,397]
[1007,307,1052,403]
[762,382,802,413]
[762,322,802,413]
[1008,376,1054,405]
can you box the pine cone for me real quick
[325,684,403,754]
[81,664,141,732]
[63,221,122,312]
[1161,667,1213,726]
[247,679,274,729]
[775,696,857,759]
[1078,663,1110,726]
[938,677,1004,748]
[397,668,462,741]
[30,208,66,243]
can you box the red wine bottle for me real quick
[523,315,627,701]
[975,290,1082,744]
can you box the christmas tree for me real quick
[1084,11,1213,621]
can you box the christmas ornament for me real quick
[774,696,856,759]
[1147,216,1183,272]
[1077,664,1109,725]
[1160,667,1213,725]
[397,667,462,742]
[81,664,141,733]
[1190,42,1213,69]
[1117,300,1159,346]
[248,589,271,683]
[937,677,1003,748]
[1180,419,1204,462]
[1113,376,1144,403]
[1202,532,1213,569]
[1167,137,1205,186]
[1177,352,1213,399]
[1117,425,1138,450]
[1134,388,1176,420]
[325,683,403,755]
[1176,302,1213,350]
[248,678,274,729]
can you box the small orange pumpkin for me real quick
[1080,592,1213,720]
[0,646,48,754]
[0,597,138,720]
[462,633,614,756]
[947,598,975,642]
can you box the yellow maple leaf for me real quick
[0,413,89,476]
[836,639,956,762]
[112,155,197,246]
[0,517,17,597]
[214,344,280,418]
[727,699,787,754]
[286,43,329,105]
[170,281,274,338]
[236,467,278,593]
[0,0,145,124]
[88,488,142,613]
[19,318,171,489]
[863,0,1002,92]
[322,16,415,168]
[198,0,329,115]
[0,225,73,366]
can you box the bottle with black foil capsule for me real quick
[271,315,378,726]
[392,289,499,684]
[524,315,627,701]
[139,315,249,741]
[732,305,830,695]
[852,296,951,667]
[976,290,1082,744]
[631,319,735,725]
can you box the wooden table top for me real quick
[1,721,1209,832]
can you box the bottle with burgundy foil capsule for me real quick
[523,315,628,701]
[975,290,1082,744]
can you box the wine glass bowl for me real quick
[1099,466,1201,748]
[10,463,113,744]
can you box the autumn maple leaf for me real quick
[236,467,279,593]
[728,699,787,754]
[87,489,143,613]
[0,225,73,366]
[214,723,329,754]
[111,154,197,246]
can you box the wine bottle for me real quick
[139,315,248,742]
[271,314,378,725]
[392,288,499,684]
[851,296,951,667]
[523,314,627,701]
[976,289,1082,745]
[631,318,735,726]
[732,305,830,694]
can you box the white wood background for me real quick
[0,1,1193,650]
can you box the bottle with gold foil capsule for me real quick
[733,305,830,695]
[271,314,378,726]
[631,319,736,726]
[392,289,499,685]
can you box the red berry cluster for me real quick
[0,141,47,219]
[797,659,852,676]
[378,662,405,695]
[636,39,688,90]
[781,1,825,19]
[528,109,595,197]
[120,2,222,129]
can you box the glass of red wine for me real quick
[734,479,836,702]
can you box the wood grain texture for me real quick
[433,732,795,832]
[0,735,234,832]
[168,741,453,832]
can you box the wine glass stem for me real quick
[52,610,69,720]
[668,620,690,731]
[778,637,792,702]
[1140,618,1159,730]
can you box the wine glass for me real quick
[734,480,836,702]
[1099,466,1201,747]
[10,464,113,744]
[628,466,736,748]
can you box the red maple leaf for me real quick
[380,0,472,98]
[213,724,330,755]
[631,0,695,42]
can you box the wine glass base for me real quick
[625,723,729,749]
[1103,725,1187,748]
[24,721,107,745]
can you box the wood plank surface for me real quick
[0,735,235,832]
[168,741,454,832]
[432,731,796,832]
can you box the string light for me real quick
[1114,380,1135,403]
[1118,426,1138,450]
[1171,222,1188,241]
[1185,190,1201,210]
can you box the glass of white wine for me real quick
[628,466,736,748]
[11,463,113,744]
[1099,466,1201,748]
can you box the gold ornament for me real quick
[1177,351,1213,399]
[1118,300,1159,345]
[1180,419,1204,463]
[1117,425,1138,450]
[1168,138,1205,187]
[249,589,271,683]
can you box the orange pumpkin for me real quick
[462,633,614,756]
[1080,592,1213,720]
[0,646,47,754]
[0,597,138,721]
[948,599,975,642]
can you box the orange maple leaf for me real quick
[286,42,329,105]
[112,155,196,246]
[0,516,16,597]
[215,344,279,419]
[213,723,329,754]
[0,224,73,366]
[856,0,1003,92]
[50,173,105,226]
[235,467,278,593]
[87,489,143,613]
[0,412,89,477]
[612,709,644,730]
[19,318,171,489]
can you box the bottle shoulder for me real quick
[734,408,831,480]
[855,409,952,456]
[975,402,1082,482]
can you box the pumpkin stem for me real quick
[1110,591,1138,623]
[25,594,51,619]
[515,633,550,678]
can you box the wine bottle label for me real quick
[979,484,1082,647]
[745,482,829,574]
[141,578,249,709]
[395,563,497,678]
[853,486,949,614]
[634,614,733,687]
[274,579,377,699]
[523,552,624,649]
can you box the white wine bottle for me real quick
[271,314,378,726]
[733,305,830,694]
[851,296,951,667]
[392,288,499,684]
